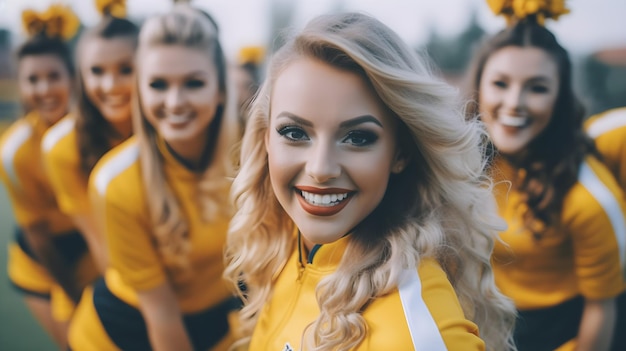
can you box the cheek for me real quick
[19,82,35,101]
[119,75,134,93]
[83,76,100,100]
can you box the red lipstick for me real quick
[295,186,354,217]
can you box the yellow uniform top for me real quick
[41,116,90,216]
[491,156,626,310]
[89,136,232,313]
[250,234,484,351]
[0,111,74,233]
[585,107,626,190]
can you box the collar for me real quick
[297,231,351,271]
[155,136,199,180]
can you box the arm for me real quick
[137,282,194,351]
[574,298,616,351]
[23,221,82,303]
[70,213,108,273]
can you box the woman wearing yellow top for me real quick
[42,0,139,273]
[584,108,626,351]
[68,4,241,351]
[465,1,626,350]
[0,5,94,348]
[224,12,517,351]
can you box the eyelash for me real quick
[492,80,550,94]
[276,125,379,147]
[148,79,206,91]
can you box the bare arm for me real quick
[574,298,616,351]
[137,282,194,351]
[23,221,82,303]
[70,213,108,273]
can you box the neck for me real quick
[109,118,133,142]
[166,134,212,171]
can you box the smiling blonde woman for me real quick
[225,12,517,351]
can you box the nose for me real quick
[503,85,525,112]
[165,87,186,111]
[305,139,341,184]
[101,73,117,93]
[35,80,51,97]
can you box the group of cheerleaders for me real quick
[0,0,625,350]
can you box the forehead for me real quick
[80,37,135,65]
[271,57,392,125]
[19,54,68,75]
[139,44,216,77]
[483,46,559,81]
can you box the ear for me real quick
[391,149,408,174]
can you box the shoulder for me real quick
[41,116,76,157]
[391,258,482,350]
[585,107,626,138]
[0,118,36,184]
[90,136,141,200]
[563,156,626,228]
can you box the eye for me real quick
[48,71,61,81]
[149,79,167,90]
[120,65,133,75]
[91,66,104,75]
[493,80,507,89]
[530,85,549,93]
[277,125,309,142]
[28,75,38,84]
[185,79,205,89]
[342,130,378,147]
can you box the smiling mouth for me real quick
[295,186,354,216]
[499,115,530,128]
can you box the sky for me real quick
[1,0,625,59]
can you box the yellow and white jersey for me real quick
[0,111,74,233]
[89,136,232,313]
[491,156,626,310]
[585,107,626,190]
[42,116,91,216]
[250,234,485,351]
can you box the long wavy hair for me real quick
[225,12,517,351]
[133,5,240,276]
[74,16,139,176]
[465,17,594,238]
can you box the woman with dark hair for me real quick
[465,2,626,350]
[0,4,96,348]
[43,0,139,274]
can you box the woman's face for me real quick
[18,54,72,125]
[266,57,404,249]
[138,44,222,154]
[80,36,135,126]
[478,46,560,155]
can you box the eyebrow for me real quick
[275,112,383,128]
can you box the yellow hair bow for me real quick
[22,4,80,40]
[486,0,569,25]
[95,0,127,18]
[238,46,266,66]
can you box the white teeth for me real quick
[166,114,192,124]
[499,115,528,127]
[300,190,349,207]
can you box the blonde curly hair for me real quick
[224,12,516,351]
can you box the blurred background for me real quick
[0,0,625,349]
